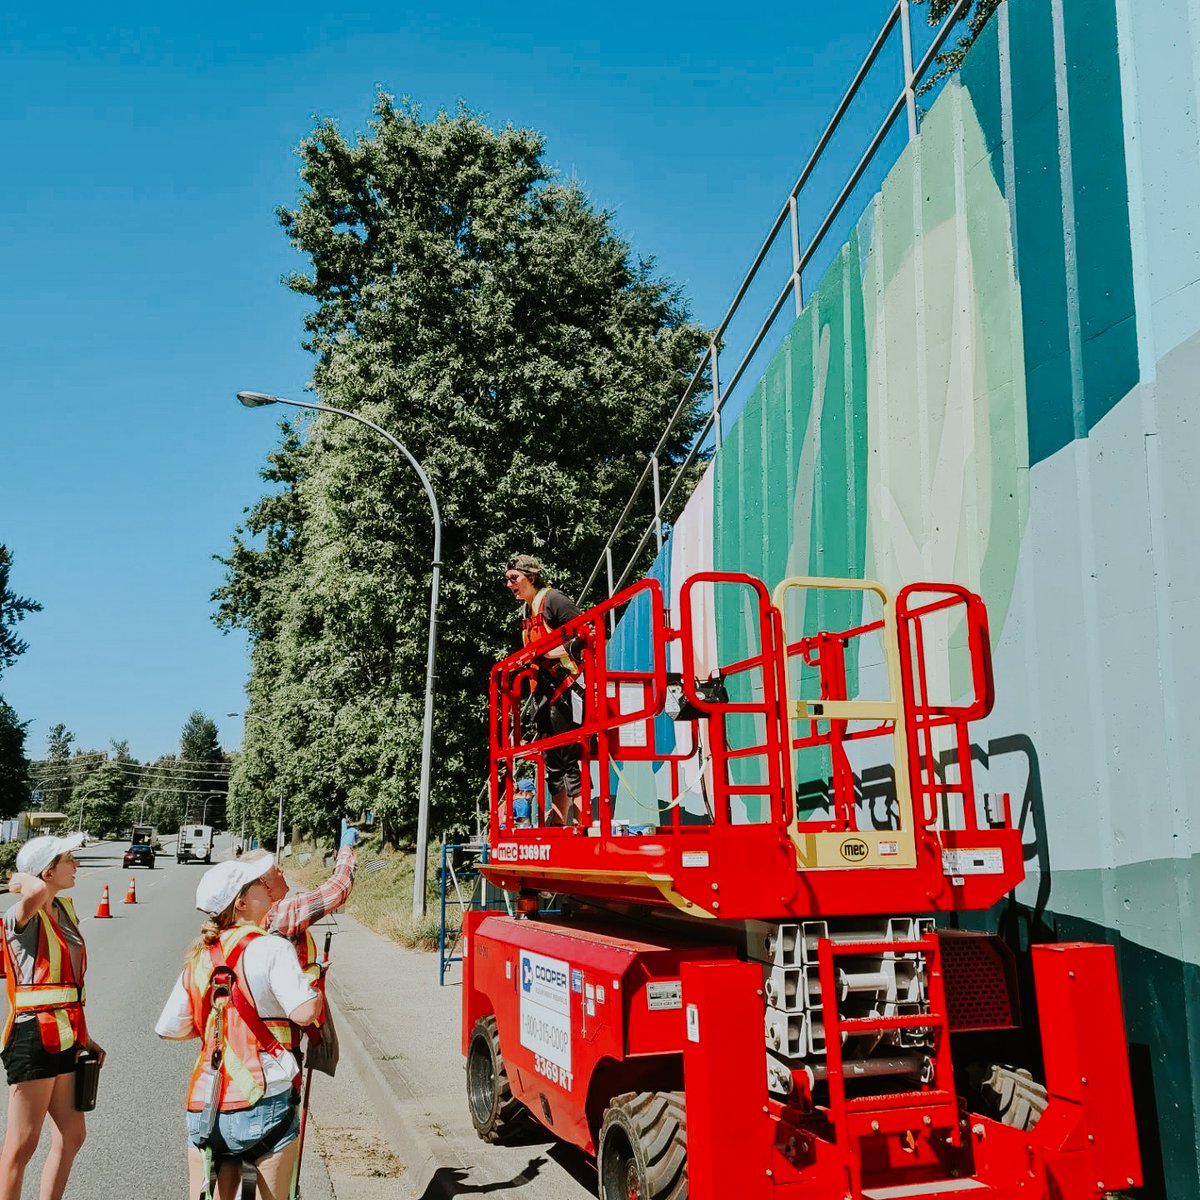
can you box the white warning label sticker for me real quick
[941,848,1004,876]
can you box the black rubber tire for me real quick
[598,1091,687,1200]
[205,852,212,864]
[466,1015,523,1142]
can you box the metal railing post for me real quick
[900,0,919,139]
[789,194,804,317]
[605,547,616,634]
[710,342,722,450]
[651,455,664,555]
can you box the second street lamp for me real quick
[229,711,284,855]
[237,390,441,918]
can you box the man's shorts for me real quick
[186,1089,299,1161]
[2,1020,77,1085]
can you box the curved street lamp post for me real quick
[236,391,441,919]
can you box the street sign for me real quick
[30,790,43,806]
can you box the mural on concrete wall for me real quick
[611,0,1198,1193]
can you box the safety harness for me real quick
[523,587,581,704]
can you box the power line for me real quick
[29,755,235,771]
[31,762,232,784]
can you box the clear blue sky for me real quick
[1,0,907,763]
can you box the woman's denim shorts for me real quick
[186,1089,299,1160]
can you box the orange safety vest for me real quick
[523,588,581,694]
[293,928,327,1031]
[0,897,87,1054]
[183,924,300,1113]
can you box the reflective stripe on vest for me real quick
[294,928,326,1029]
[0,897,86,1054]
[183,925,300,1113]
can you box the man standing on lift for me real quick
[505,554,584,826]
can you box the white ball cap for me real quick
[195,855,276,916]
[16,833,86,878]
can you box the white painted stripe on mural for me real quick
[842,246,857,570]
[1112,0,1158,380]
[910,133,933,578]
[951,84,980,590]
[997,4,1019,280]
[1050,0,1085,441]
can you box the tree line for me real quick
[28,714,230,841]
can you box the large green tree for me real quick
[179,712,228,827]
[216,97,709,839]
[69,762,130,840]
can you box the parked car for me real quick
[123,842,155,869]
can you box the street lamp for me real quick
[237,390,442,918]
[229,711,284,855]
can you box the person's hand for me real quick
[86,1039,106,1067]
[340,827,359,849]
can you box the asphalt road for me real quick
[0,835,336,1199]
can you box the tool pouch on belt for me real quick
[194,966,235,1145]
[303,1005,339,1078]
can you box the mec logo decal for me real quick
[839,837,869,862]
[521,957,533,991]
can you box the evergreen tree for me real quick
[179,712,228,827]
[0,546,40,814]
[39,724,76,814]
[217,97,708,838]
[0,545,41,677]
[0,699,29,818]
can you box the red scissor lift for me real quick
[463,573,1140,1200]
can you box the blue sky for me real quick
[1,0,910,763]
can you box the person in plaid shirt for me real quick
[262,827,359,941]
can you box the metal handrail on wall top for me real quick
[577,0,971,609]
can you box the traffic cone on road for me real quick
[94,885,112,919]
[123,877,137,905]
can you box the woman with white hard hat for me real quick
[0,832,105,1200]
[156,854,321,1200]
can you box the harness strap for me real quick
[205,939,299,1080]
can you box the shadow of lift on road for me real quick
[417,1141,596,1200]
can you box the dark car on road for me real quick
[123,843,155,869]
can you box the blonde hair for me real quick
[186,898,241,959]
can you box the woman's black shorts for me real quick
[2,1020,77,1085]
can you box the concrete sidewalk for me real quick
[314,912,595,1200]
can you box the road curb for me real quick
[327,969,467,1199]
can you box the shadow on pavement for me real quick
[417,1158,552,1199]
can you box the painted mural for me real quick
[609,0,1200,1193]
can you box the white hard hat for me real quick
[195,855,275,916]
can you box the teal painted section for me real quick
[606,0,1200,1191]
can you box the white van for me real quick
[177,824,215,864]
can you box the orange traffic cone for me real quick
[123,877,137,905]
[94,885,112,919]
